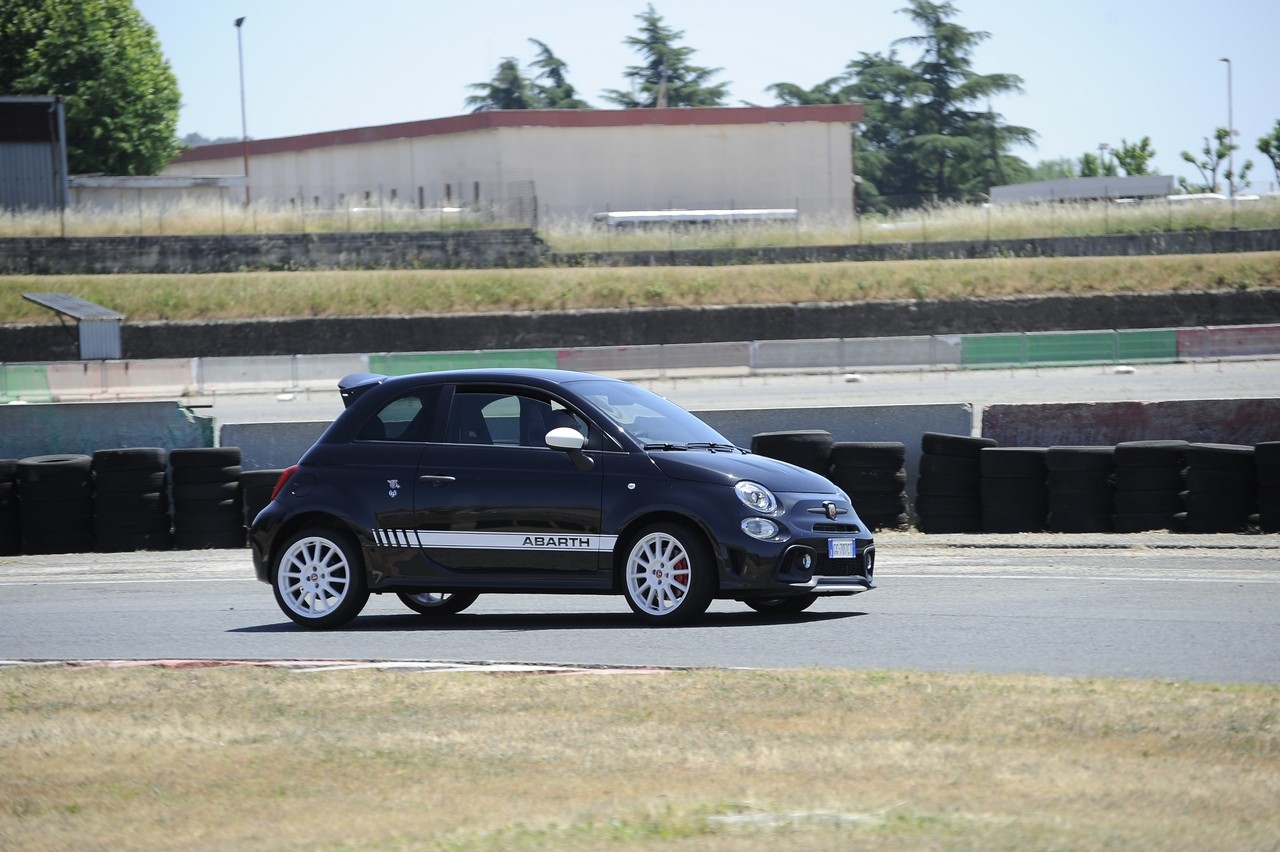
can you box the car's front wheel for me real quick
[273,527,369,629]
[744,593,818,615]
[397,591,479,616]
[622,522,714,625]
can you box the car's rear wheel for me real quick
[397,590,479,616]
[273,527,369,629]
[744,593,818,615]
[622,522,714,625]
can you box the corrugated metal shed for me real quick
[22,293,124,360]
[0,96,69,209]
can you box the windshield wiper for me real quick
[686,442,740,453]
[642,442,688,451]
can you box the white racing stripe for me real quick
[374,529,618,552]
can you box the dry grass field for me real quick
[3,252,1279,325]
[1,665,1277,850]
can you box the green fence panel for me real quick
[1026,332,1115,364]
[369,350,558,375]
[960,334,1026,366]
[1116,329,1178,362]
[0,364,50,401]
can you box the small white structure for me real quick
[163,105,862,224]
[990,175,1175,205]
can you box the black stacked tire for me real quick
[828,442,908,531]
[1258,442,1280,534]
[92,448,172,552]
[1046,446,1115,533]
[750,430,835,476]
[979,447,1048,533]
[1183,443,1256,533]
[170,447,245,549]
[1111,440,1188,533]
[0,459,20,555]
[16,454,95,554]
[916,432,997,533]
[241,468,285,527]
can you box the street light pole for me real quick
[235,16,250,206]
[1219,57,1233,200]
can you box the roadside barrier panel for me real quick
[0,401,214,460]
[0,364,50,402]
[558,342,750,376]
[46,359,194,399]
[199,355,298,392]
[1178,325,1280,359]
[219,421,329,470]
[369,349,557,375]
[963,329,1177,367]
[982,398,1280,448]
[293,354,368,386]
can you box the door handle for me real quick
[418,474,456,485]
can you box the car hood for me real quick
[647,449,837,493]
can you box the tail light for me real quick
[270,465,300,500]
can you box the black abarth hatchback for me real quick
[250,369,875,628]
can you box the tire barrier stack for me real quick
[979,447,1048,533]
[16,454,96,554]
[828,442,909,531]
[92,448,173,552]
[1183,443,1256,533]
[1259,443,1280,533]
[0,459,20,555]
[749,430,835,476]
[1046,446,1116,533]
[1111,440,1188,533]
[915,432,997,533]
[170,447,246,551]
[241,468,285,528]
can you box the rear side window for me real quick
[356,386,441,442]
[447,388,597,448]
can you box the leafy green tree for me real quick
[1260,120,1280,188]
[465,58,538,112]
[1180,127,1251,194]
[765,76,853,106]
[1113,136,1156,176]
[601,5,728,108]
[1078,151,1117,178]
[817,2,1033,210]
[1029,158,1077,181]
[0,0,179,175]
[527,39,591,109]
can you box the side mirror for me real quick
[546,426,593,471]
[546,426,586,451]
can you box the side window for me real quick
[356,387,439,442]
[447,389,597,449]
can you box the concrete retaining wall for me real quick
[981,398,1280,447]
[0,229,547,274]
[0,401,214,460]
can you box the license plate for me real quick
[828,539,855,559]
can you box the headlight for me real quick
[741,517,780,540]
[735,480,777,513]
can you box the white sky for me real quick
[133,0,1280,191]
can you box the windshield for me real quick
[566,379,736,449]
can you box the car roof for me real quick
[352,368,621,396]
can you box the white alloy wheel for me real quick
[623,523,713,625]
[274,529,368,628]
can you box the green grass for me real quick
[1,665,1277,850]
[3,252,1278,325]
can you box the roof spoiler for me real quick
[338,373,388,408]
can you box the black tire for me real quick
[1046,446,1115,472]
[1115,466,1184,492]
[917,475,980,497]
[1256,442,1280,466]
[1185,468,1256,496]
[94,511,172,536]
[397,591,480,616]
[1113,489,1183,514]
[621,522,715,625]
[919,454,981,479]
[173,481,242,502]
[919,514,983,534]
[170,465,243,485]
[272,527,369,628]
[17,454,93,483]
[830,466,907,493]
[915,493,980,517]
[169,447,242,469]
[1113,513,1178,533]
[980,477,1048,507]
[174,528,246,550]
[96,531,173,552]
[92,448,168,473]
[849,491,909,517]
[750,431,835,476]
[19,478,94,503]
[829,442,905,469]
[1113,440,1188,468]
[1049,512,1113,533]
[1047,470,1114,492]
[980,447,1048,478]
[744,594,818,615]
[1184,443,1255,473]
[94,469,169,493]
[982,509,1047,533]
[921,432,997,459]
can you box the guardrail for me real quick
[2,324,1278,402]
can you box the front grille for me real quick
[813,522,860,533]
